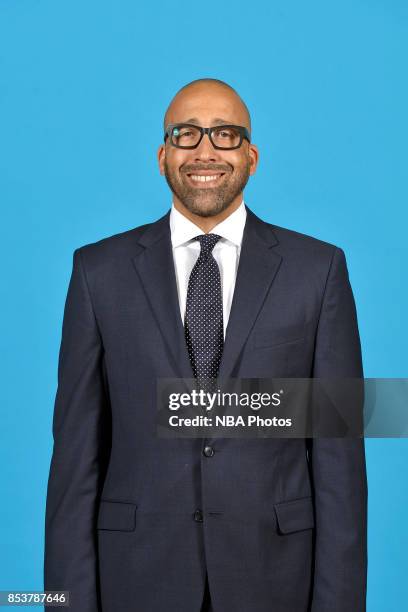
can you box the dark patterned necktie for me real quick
[184,234,224,383]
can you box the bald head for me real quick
[163,78,251,136]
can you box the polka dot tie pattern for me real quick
[184,234,224,386]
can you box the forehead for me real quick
[166,85,249,127]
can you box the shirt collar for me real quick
[170,200,247,248]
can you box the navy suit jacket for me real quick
[44,205,367,612]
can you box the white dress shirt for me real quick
[169,200,247,339]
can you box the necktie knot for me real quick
[194,233,222,256]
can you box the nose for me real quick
[193,132,219,162]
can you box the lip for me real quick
[186,171,226,176]
[184,171,226,186]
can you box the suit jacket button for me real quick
[193,509,203,522]
[203,445,214,457]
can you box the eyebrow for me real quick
[182,117,233,125]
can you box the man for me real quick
[44,78,367,612]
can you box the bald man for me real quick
[44,78,367,612]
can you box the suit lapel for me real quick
[132,211,195,380]
[217,206,282,379]
[131,205,282,382]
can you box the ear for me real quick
[248,143,259,176]
[157,144,166,175]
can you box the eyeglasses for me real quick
[164,123,251,150]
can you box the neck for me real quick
[173,195,243,233]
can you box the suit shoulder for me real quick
[78,222,151,252]
[267,222,342,259]
[72,220,157,265]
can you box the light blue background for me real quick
[1,1,407,610]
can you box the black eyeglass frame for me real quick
[164,123,251,150]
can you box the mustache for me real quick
[181,164,231,174]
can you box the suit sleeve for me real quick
[44,248,111,612]
[309,247,368,612]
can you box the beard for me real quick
[164,159,251,218]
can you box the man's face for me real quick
[158,84,259,218]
